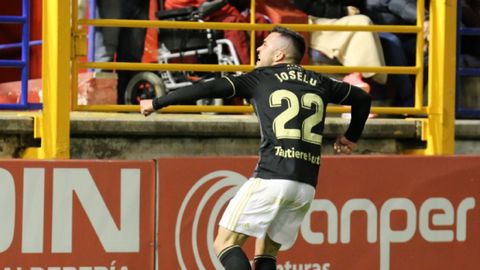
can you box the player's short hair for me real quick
[271,26,305,64]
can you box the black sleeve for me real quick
[388,0,428,23]
[292,0,347,18]
[340,86,372,142]
[152,78,235,110]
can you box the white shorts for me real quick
[219,178,315,248]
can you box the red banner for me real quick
[0,160,155,270]
[157,156,480,270]
[2,156,479,270]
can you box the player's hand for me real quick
[333,136,357,154]
[140,99,155,117]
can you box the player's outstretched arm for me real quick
[139,78,235,116]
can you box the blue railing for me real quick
[0,40,42,51]
[455,1,480,118]
[0,0,42,110]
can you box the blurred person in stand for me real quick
[460,0,480,67]
[291,0,388,96]
[94,0,149,104]
[365,0,430,107]
[163,0,270,65]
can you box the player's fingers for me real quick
[334,143,352,154]
[333,142,341,153]
[334,142,347,154]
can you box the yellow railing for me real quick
[73,0,425,114]
[27,0,456,158]
[23,0,71,159]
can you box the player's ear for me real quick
[273,49,285,62]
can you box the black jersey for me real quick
[152,63,370,188]
[226,64,353,187]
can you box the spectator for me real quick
[292,0,388,89]
[164,0,270,64]
[460,0,480,67]
[365,0,430,107]
[94,0,149,104]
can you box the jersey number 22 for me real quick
[269,89,324,145]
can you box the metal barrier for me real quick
[0,0,42,110]
[24,0,456,158]
[22,0,71,159]
[455,0,480,118]
[74,1,425,115]
[74,27,425,115]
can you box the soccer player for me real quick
[140,26,371,270]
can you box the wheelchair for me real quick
[124,0,241,105]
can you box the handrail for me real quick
[77,62,419,74]
[0,60,25,67]
[0,40,42,50]
[0,16,27,23]
[74,18,423,113]
[75,104,428,115]
[74,18,422,114]
[78,18,421,33]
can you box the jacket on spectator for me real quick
[291,0,365,18]
[365,0,429,25]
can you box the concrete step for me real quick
[0,111,478,159]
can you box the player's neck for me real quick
[272,60,294,66]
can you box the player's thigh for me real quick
[219,178,275,237]
[266,183,315,249]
